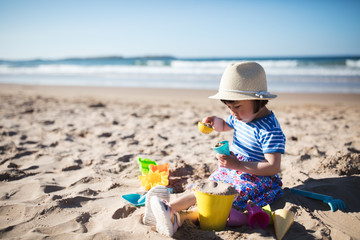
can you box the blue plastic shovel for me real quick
[290,188,346,212]
[121,188,173,207]
[122,193,146,207]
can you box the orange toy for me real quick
[149,163,169,175]
[139,163,169,190]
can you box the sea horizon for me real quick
[1,55,360,94]
[2,53,360,60]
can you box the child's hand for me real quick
[216,152,240,170]
[202,116,224,132]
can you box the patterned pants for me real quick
[209,167,283,210]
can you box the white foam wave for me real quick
[1,62,360,77]
[170,59,299,69]
[266,67,360,76]
[1,58,360,83]
[1,58,359,93]
[256,60,298,68]
[171,60,230,69]
[0,64,224,76]
[346,59,360,68]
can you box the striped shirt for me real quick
[226,112,286,162]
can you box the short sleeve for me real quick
[225,115,234,129]
[260,129,286,154]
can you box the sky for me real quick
[0,0,360,60]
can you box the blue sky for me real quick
[0,0,359,60]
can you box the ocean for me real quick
[1,56,360,93]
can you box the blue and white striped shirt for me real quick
[226,112,286,162]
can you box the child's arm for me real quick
[202,116,232,132]
[217,152,281,176]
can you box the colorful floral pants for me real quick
[209,167,283,210]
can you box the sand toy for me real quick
[273,209,294,240]
[212,140,230,155]
[198,122,213,134]
[247,201,270,229]
[290,188,346,212]
[138,158,157,174]
[139,171,169,190]
[193,181,238,231]
[195,191,236,231]
[139,163,169,190]
[262,204,273,224]
[122,187,173,206]
[149,163,169,175]
[122,193,146,206]
[226,208,248,227]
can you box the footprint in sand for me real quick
[0,169,38,182]
[42,185,65,194]
[2,131,18,137]
[112,205,137,220]
[58,196,95,208]
[0,142,17,154]
[69,177,102,187]
[12,150,37,160]
[78,188,99,196]
[98,132,112,138]
[21,108,34,114]
[117,154,133,163]
[89,102,106,108]
[42,120,55,125]
[33,212,90,235]
[61,159,83,171]
[62,165,81,171]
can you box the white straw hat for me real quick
[209,62,277,100]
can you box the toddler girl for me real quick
[143,62,286,236]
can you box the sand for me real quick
[0,83,360,240]
[193,180,238,196]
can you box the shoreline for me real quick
[1,83,360,105]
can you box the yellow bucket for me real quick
[195,190,236,231]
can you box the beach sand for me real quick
[1,83,360,239]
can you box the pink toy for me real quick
[247,202,270,229]
[227,208,248,227]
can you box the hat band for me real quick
[220,89,270,98]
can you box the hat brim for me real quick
[209,91,277,101]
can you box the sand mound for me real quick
[193,180,238,195]
[318,153,360,176]
[169,160,215,193]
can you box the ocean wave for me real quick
[1,62,360,77]
[170,59,299,69]
[171,60,230,69]
[346,59,360,68]
[256,60,299,68]
[0,64,224,76]
[266,67,360,76]
[1,57,360,94]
